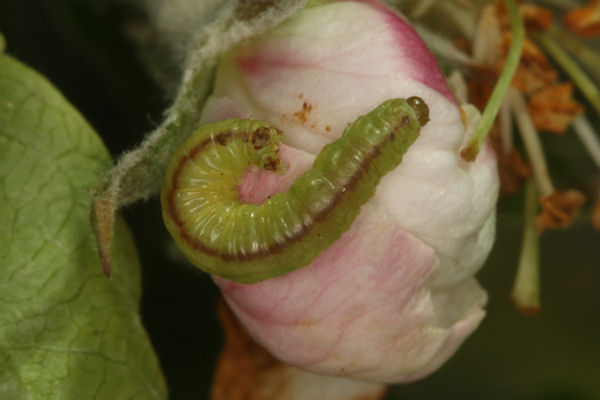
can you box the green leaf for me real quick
[0,54,167,399]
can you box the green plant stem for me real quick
[546,24,600,89]
[509,88,555,196]
[461,0,524,161]
[573,115,600,170]
[510,179,541,315]
[534,28,600,115]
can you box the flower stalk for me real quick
[508,88,554,196]
[499,100,514,156]
[572,115,600,169]
[511,179,541,315]
[546,24,600,84]
[461,0,525,161]
[534,28,600,114]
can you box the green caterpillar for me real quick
[161,97,429,283]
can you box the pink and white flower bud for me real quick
[202,0,498,383]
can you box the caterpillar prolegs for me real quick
[161,97,429,283]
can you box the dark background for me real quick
[1,1,599,399]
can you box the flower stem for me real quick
[534,28,600,115]
[511,179,541,316]
[508,88,555,196]
[546,24,600,87]
[572,115,600,169]
[461,0,524,161]
[499,99,513,155]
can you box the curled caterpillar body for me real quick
[161,97,429,283]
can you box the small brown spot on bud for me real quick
[293,101,313,123]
